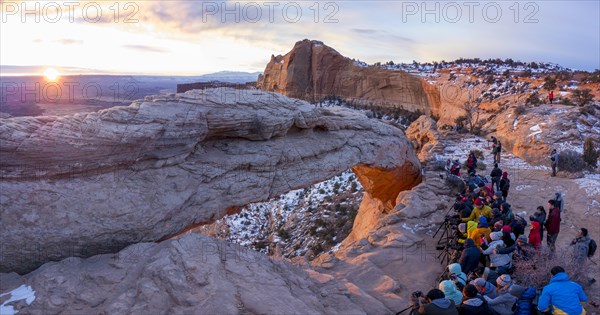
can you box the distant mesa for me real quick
[176,81,255,93]
[257,39,441,116]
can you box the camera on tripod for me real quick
[411,291,423,299]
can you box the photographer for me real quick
[459,238,481,275]
[414,289,459,315]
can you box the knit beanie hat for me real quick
[497,274,511,287]
[474,198,483,207]
[502,226,512,233]
[473,278,486,288]
[490,231,502,241]
[509,284,526,298]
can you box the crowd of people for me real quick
[406,141,597,315]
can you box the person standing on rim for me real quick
[550,149,558,177]
[548,90,554,104]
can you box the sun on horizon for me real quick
[43,68,60,81]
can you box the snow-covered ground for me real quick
[575,173,600,197]
[0,285,36,315]
[201,171,363,258]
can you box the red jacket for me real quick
[545,207,561,234]
[529,221,542,249]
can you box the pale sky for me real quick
[1,0,598,75]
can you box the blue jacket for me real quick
[537,273,587,315]
[515,286,536,315]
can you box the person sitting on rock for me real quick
[416,288,460,315]
[538,266,587,315]
[470,216,492,248]
[511,284,537,315]
[484,274,518,315]
[463,198,491,222]
[497,235,535,261]
[492,221,503,233]
[482,232,512,275]
[471,277,497,299]
[447,263,468,289]
[478,182,494,198]
[439,280,464,307]
[459,238,482,275]
[451,160,461,177]
[489,208,503,228]
[501,225,516,247]
[459,284,490,315]
[473,266,499,288]
[510,215,528,239]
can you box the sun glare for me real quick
[44,68,60,81]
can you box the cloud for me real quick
[351,28,378,34]
[351,28,415,43]
[122,45,169,53]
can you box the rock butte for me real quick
[0,88,421,274]
[258,39,441,117]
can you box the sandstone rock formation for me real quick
[405,115,443,162]
[486,105,600,164]
[258,39,441,116]
[0,88,421,274]
[0,234,375,314]
[312,173,453,312]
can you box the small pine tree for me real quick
[583,138,599,168]
[543,76,557,90]
[572,89,594,106]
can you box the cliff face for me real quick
[258,39,441,116]
[0,88,421,274]
[0,234,378,314]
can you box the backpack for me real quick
[589,239,597,257]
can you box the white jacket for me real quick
[482,240,511,267]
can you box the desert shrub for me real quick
[525,92,541,105]
[543,76,557,90]
[557,150,586,173]
[454,115,467,129]
[431,159,448,171]
[579,104,596,116]
[277,227,290,240]
[514,106,527,116]
[472,149,485,160]
[572,89,594,106]
[561,97,574,106]
[512,247,590,290]
[583,138,599,168]
[350,181,358,192]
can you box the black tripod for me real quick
[395,304,416,315]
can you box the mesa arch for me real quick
[0,88,421,274]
